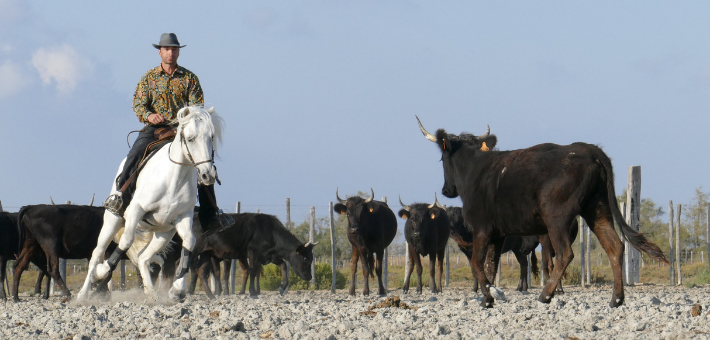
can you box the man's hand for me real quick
[147,113,165,125]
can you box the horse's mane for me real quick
[176,106,224,156]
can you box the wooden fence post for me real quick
[329,202,336,293]
[120,260,126,291]
[707,205,710,275]
[445,245,450,288]
[382,196,388,290]
[676,203,682,285]
[0,200,3,212]
[579,216,585,288]
[620,202,629,285]
[229,201,241,294]
[669,201,675,285]
[625,166,641,284]
[310,206,316,286]
[495,252,501,287]
[526,253,532,287]
[540,250,545,287]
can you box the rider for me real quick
[104,33,226,234]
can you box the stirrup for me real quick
[203,209,236,237]
[103,193,123,216]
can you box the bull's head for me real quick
[398,194,446,253]
[416,116,497,199]
[289,241,317,281]
[333,188,378,234]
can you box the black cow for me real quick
[448,206,540,292]
[12,205,121,301]
[417,117,667,307]
[334,189,397,296]
[398,195,450,294]
[185,213,315,298]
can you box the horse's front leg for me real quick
[93,207,144,284]
[77,211,125,300]
[169,213,196,302]
[138,231,175,301]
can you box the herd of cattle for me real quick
[1,118,670,309]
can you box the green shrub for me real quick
[259,263,347,291]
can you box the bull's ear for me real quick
[398,209,409,219]
[367,202,380,214]
[480,135,497,151]
[295,244,305,255]
[334,203,347,215]
[435,129,452,153]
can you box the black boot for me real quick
[198,184,235,236]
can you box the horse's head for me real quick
[175,106,223,186]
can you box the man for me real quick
[104,33,229,234]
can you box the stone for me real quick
[692,304,702,317]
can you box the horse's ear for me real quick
[207,107,215,114]
[177,107,189,119]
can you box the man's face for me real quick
[159,46,180,66]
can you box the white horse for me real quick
[77,106,223,302]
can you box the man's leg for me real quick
[104,126,158,215]
[198,184,234,235]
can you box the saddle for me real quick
[118,126,177,193]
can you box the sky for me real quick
[1,1,709,241]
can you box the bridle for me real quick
[168,129,215,167]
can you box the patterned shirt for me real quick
[133,65,204,124]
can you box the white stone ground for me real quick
[1,285,709,339]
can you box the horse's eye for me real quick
[187,138,195,143]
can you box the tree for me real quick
[682,187,709,252]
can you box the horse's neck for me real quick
[136,144,197,200]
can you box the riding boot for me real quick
[198,184,235,236]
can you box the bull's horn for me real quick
[89,194,95,206]
[399,195,411,211]
[416,116,437,143]
[476,125,491,139]
[50,196,56,205]
[304,241,319,247]
[364,188,374,203]
[335,188,347,204]
[428,192,444,209]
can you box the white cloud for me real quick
[0,60,30,98]
[31,44,93,95]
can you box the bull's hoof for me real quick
[362,291,370,296]
[609,296,624,308]
[94,262,111,281]
[278,286,288,296]
[538,293,552,304]
[249,294,258,299]
[480,297,494,308]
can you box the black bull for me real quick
[334,189,397,296]
[417,117,667,308]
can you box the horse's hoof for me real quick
[538,294,552,304]
[480,298,494,308]
[609,297,624,308]
[169,289,186,303]
[94,263,110,281]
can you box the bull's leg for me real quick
[196,256,216,300]
[42,243,72,298]
[402,244,415,293]
[538,221,575,304]
[78,211,125,300]
[464,250,479,293]
[278,261,289,295]
[11,241,39,302]
[513,250,528,292]
[238,258,248,295]
[256,265,262,295]
[136,230,174,300]
[374,250,385,296]
[0,258,6,300]
[471,232,495,308]
[360,251,371,296]
[586,210,625,307]
[414,252,423,294]
[220,259,230,295]
[168,213,197,302]
[349,246,359,296]
[539,235,563,293]
[34,270,45,296]
[247,253,259,298]
[437,248,445,293]
[210,257,222,296]
[187,258,200,295]
[428,254,437,293]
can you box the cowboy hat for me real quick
[152,33,186,49]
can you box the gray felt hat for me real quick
[152,33,186,49]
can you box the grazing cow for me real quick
[12,204,123,301]
[334,189,397,296]
[416,117,667,307]
[185,212,315,298]
[398,195,450,294]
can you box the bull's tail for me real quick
[360,251,374,279]
[16,206,30,256]
[592,146,668,263]
[530,251,539,279]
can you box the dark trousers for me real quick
[116,125,159,191]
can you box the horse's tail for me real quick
[591,145,668,263]
[530,251,539,279]
[114,227,157,266]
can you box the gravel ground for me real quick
[2,285,710,339]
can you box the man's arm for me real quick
[188,74,204,106]
[133,75,154,123]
